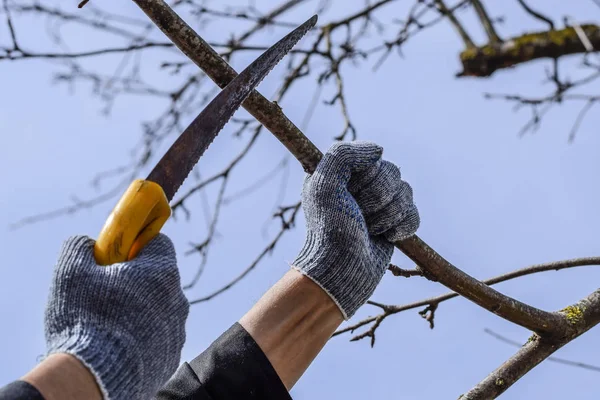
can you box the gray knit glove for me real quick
[44,234,189,400]
[292,141,419,319]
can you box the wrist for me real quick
[23,353,102,400]
[292,242,390,319]
[46,327,141,399]
[239,269,343,389]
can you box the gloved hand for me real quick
[44,234,189,400]
[292,141,419,319]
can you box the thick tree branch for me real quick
[461,289,600,399]
[133,0,576,338]
[395,236,566,335]
[459,24,600,77]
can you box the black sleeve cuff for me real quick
[155,362,213,400]
[0,380,45,400]
[189,322,291,400]
[156,322,291,400]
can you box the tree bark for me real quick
[459,25,600,77]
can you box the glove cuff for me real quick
[46,327,142,400]
[291,237,385,319]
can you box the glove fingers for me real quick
[316,141,383,185]
[55,236,97,277]
[367,186,419,237]
[351,160,402,217]
[303,141,383,213]
[383,205,420,241]
[56,234,176,272]
[135,233,176,267]
[350,157,420,239]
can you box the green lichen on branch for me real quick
[458,24,600,77]
[526,333,537,344]
[561,304,586,325]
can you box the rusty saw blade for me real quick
[146,15,317,201]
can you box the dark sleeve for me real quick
[0,381,45,400]
[156,322,291,400]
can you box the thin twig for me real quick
[568,99,595,143]
[516,0,554,30]
[334,256,600,338]
[388,264,424,278]
[434,0,475,48]
[2,0,19,51]
[189,203,300,304]
[395,236,566,335]
[470,0,502,42]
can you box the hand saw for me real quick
[94,15,317,265]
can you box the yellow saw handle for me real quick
[94,179,171,265]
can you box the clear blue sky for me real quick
[1,0,600,398]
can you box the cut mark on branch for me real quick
[388,263,424,278]
[419,302,438,329]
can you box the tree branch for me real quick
[459,24,600,77]
[434,0,476,48]
[388,263,424,278]
[189,202,301,304]
[235,0,309,43]
[483,328,600,372]
[470,0,501,43]
[516,0,554,30]
[461,289,600,399]
[0,41,324,61]
[2,0,19,52]
[0,42,173,60]
[326,0,398,30]
[395,236,566,335]
[334,256,600,339]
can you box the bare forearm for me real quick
[239,269,343,390]
[22,354,102,400]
